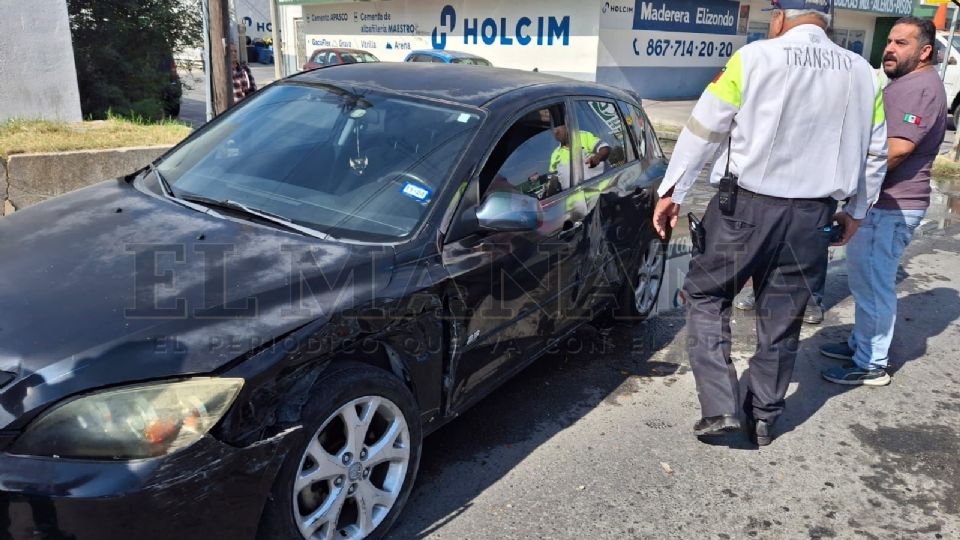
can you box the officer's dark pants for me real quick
[683,190,837,424]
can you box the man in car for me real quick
[548,125,611,190]
[652,0,887,446]
[820,17,946,386]
[518,123,611,199]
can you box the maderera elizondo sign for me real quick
[634,0,738,36]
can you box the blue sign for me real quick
[432,4,571,49]
[632,0,739,36]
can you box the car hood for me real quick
[0,179,395,427]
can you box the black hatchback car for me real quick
[0,64,669,539]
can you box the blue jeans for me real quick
[846,207,925,369]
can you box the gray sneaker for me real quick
[820,342,854,361]
[822,364,891,386]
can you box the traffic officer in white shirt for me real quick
[652,0,887,446]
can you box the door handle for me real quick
[557,220,583,241]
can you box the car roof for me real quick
[407,49,484,60]
[288,63,633,107]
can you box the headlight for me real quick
[10,378,243,459]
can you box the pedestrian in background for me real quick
[231,44,257,103]
[821,17,947,386]
[652,0,887,446]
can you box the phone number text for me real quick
[634,38,734,58]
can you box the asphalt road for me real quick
[383,218,960,540]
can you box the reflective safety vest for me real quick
[659,24,887,219]
[550,131,608,188]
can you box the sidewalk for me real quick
[178,63,278,129]
[643,99,695,131]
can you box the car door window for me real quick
[619,100,649,162]
[479,103,572,201]
[571,100,632,183]
[637,105,665,159]
[312,51,326,65]
[432,56,446,63]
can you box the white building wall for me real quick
[280,0,907,99]
[299,0,602,81]
[0,0,82,122]
[237,0,274,40]
[279,4,304,76]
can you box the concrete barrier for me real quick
[1,146,171,215]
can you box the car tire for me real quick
[608,233,669,324]
[257,362,422,540]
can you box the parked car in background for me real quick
[303,48,379,70]
[0,63,668,540]
[404,49,492,66]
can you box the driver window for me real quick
[479,103,570,201]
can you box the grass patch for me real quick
[0,117,190,159]
[933,155,960,182]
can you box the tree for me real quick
[68,0,202,121]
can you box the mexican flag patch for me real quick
[903,114,922,125]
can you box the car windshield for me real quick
[156,83,483,241]
[452,57,490,66]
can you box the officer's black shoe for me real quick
[693,415,741,437]
[803,302,824,325]
[748,419,773,446]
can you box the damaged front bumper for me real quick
[0,428,299,540]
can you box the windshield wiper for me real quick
[149,165,228,216]
[149,163,176,199]
[178,195,331,240]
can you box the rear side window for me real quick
[620,102,657,161]
[572,100,633,182]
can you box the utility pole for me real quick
[270,0,284,80]
[208,0,234,115]
[201,0,213,121]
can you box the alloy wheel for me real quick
[293,396,411,540]
[633,238,666,316]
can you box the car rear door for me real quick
[562,98,646,321]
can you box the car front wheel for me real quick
[259,363,421,540]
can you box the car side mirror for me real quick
[476,190,542,232]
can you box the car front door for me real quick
[441,100,587,411]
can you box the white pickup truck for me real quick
[936,31,960,125]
